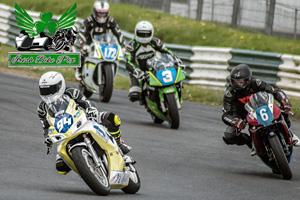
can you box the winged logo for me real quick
[15,3,77,37]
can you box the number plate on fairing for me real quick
[256,105,274,127]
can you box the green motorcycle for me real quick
[140,53,186,129]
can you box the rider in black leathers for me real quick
[222,64,300,155]
[76,1,125,80]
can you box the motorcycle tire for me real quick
[165,93,180,129]
[121,165,141,194]
[268,135,292,180]
[99,64,113,103]
[151,113,164,124]
[71,146,110,196]
[79,82,93,98]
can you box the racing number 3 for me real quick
[162,70,173,83]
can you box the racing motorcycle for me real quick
[244,91,293,179]
[140,53,186,129]
[79,33,123,102]
[46,94,140,195]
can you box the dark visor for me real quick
[39,81,62,96]
[137,30,152,38]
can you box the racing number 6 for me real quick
[259,108,269,121]
[162,70,173,83]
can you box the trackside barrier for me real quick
[277,55,300,98]
[228,49,282,86]
[1,3,300,97]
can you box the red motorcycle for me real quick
[245,91,293,180]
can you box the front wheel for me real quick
[79,82,93,98]
[121,164,141,194]
[99,64,113,103]
[165,93,180,129]
[71,146,110,196]
[269,135,292,180]
[151,113,164,124]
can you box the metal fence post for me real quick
[211,0,215,21]
[196,0,204,21]
[231,0,240,28]
[265,0,276,35]
[294,8,298,40]
[164,0,171,13]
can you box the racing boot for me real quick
[75,67,82,81]
[291,131,300,147]
[115,136,132,155]
[101,112,132,154]
[56,154,71,175]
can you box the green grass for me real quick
[1,0,300,119]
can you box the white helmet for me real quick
[135,21,154,44]
[93,1,109,23]
[39,71,66,104]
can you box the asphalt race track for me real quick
[1,72,300,200]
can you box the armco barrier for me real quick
[228,49,282,86]
[1,3,300,97]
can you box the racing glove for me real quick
[231,118,246,130]
[86,106,99,121]
[281,98,292,114]
[81,45,91,56]
[44,136,52,148]
[133,68,144,79]
[174,55,183,65]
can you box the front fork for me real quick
[83,134,107,173]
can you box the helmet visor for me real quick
[39,81,62,96]
[136,30,152,38]
[96,12,107,18]
[231,78,249,90]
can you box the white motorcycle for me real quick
[79,33,124,102]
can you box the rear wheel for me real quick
[71,146,110,195]
[269,135,292,180]
[99,64,113,103]
[165,93,180,129]
[79,82,93,98]
[121,164,141,194]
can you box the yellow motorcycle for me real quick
[46,94,140,195]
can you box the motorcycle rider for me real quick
[125,20,182,103]
[37,71,131,174]
[76,1,125,81]
[222,64,300,156]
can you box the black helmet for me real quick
[230,64,252,90]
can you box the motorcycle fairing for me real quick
[149,67,186,86]
[145,97,168,121]
[47,98,130,187]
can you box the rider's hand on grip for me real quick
[86,106,99,120]
[44,136,53,148]
[281,98,292,114]
[232,118,246,130]
[133,68,144,79]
